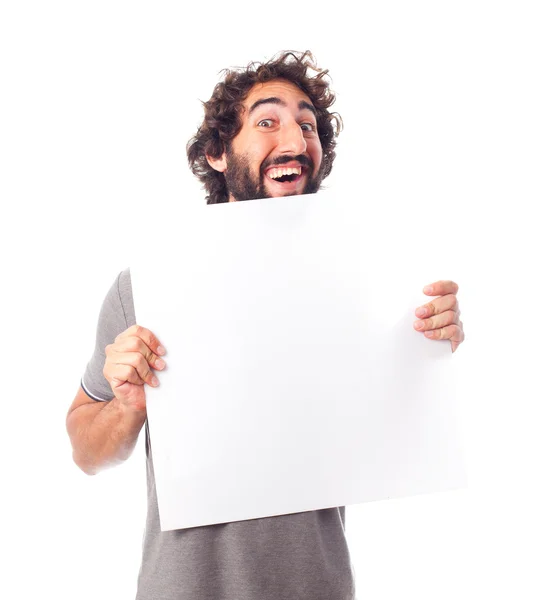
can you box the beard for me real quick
[223,147,326,202]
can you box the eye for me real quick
[301,122,316,132]
[258,119,274,128]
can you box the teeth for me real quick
[267,166,302,180]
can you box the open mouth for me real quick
[264,166,306,192]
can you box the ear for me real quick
[206,152,227,173]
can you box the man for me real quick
[66,50,465,600]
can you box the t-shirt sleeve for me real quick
[81,268,136,401]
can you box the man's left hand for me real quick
[413,280,465,353]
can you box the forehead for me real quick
[243,78,313,110]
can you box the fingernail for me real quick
[152,376,159,386]
[423,286,433,294]
[157,346,166,356]
[417,308,427,317]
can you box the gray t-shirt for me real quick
[82,268,356,600]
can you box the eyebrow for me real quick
[248,97,317,118]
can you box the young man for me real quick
[66,51,464,600]
[186,50,341,204]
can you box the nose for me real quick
[277,121,307,156]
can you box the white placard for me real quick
[131,190,467,531]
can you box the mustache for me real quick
[261,154,314,172]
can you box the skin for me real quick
[207,79,465,353]
[414,280,465,353]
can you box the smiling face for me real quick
[207,79,324,201]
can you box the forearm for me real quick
[67,397,147,475]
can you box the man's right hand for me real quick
[103,324,166,411]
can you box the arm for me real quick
[66,385,147,476]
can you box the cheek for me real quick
[245,141,270,170]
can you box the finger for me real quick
[451,325,465,353]
[105,349,159,387]
[414,309,458,332]
[415,293,458,319]
[105,362,146,387]
[423,280,459,297]
[115,324,166,356]
[109,335,166,374]
[424,323,465,343]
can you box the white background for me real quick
[1,1,537,599]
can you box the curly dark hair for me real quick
[186,50,343,204]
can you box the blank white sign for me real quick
[131,190,467,531]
